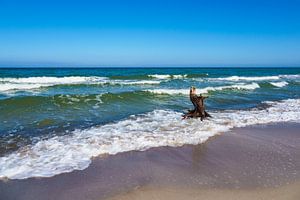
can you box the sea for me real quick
[0,67,299,180]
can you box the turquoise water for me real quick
[0,67,299,179]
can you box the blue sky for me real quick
[0,0,300,67]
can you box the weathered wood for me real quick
[182,87,211,120]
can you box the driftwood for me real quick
[182,87,211,121]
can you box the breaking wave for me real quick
[0,76,161,92]
[148,74,188,79]
[270,81,289,87]
[146,83,260,95]
[279,74,300,79]
[207,74,300,82]
[1,74,298,92]
[209,76,280,81]
[109,73,208,80]
[1,98,299,180]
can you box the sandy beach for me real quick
[0,122,299,200]
[108,182,300,200]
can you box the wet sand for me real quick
[0,123,300,200]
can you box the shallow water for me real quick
[1,123,300,200]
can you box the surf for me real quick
[145,83,260,95]
[0,98,299,180]
[0,76,162,92]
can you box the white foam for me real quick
[146,89,190,95]
[270,81,289,87]
[1,98,299,180]
[0,76,161,92]
[148,74,187,79]
[146,83,260,95]
[0,76,103,84]
[0,83,47,91]
[209,75,280,81]
[206,74,300,82]
[0,76,103,92]
[119,80,161,85]
[172,74,187,79]
[279,74,300,79]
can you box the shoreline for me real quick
[0,122,300,200]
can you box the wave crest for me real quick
[148,74,187,79]
[270,81,289,87]
[0,76,161,92]
[207,74,300,82]
[146,83,260,95]
[209,75,280,81]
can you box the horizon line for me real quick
[0,66,300,69]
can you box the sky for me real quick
[0,0,300,67]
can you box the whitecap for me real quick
[279,74,300,79]
[270,81,289,87]
[146,83,260,95]
[148,74,187,79]
[208,75,280,81]
[0,76,161,92]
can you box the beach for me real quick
[2,0,300,198]
[1,122,299,200]
[107,182,300,200]
[0,68,300,199]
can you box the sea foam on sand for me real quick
[0,98,299,180]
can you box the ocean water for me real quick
[0,67,299,179]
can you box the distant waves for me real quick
[0,74,297,92]
[0,76,161,92]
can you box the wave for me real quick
[0,91,162,111]
[207,74,300,82]
[114,80,161,85]
[0,91,146,108]
[1,98,299,180]
[109,73,208,80]
[111,73,208,80]
[148,74,188,79]
[109,75,150,80]
[270,81,289,87]
[0,76,161,92]
[279,74,300,79]
[1,74,298,92]
[209,75,280,81]
[0,76,103,84]
[146,83,260,95]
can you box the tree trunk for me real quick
[182,94,211,120]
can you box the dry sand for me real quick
[108,182,300,200]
